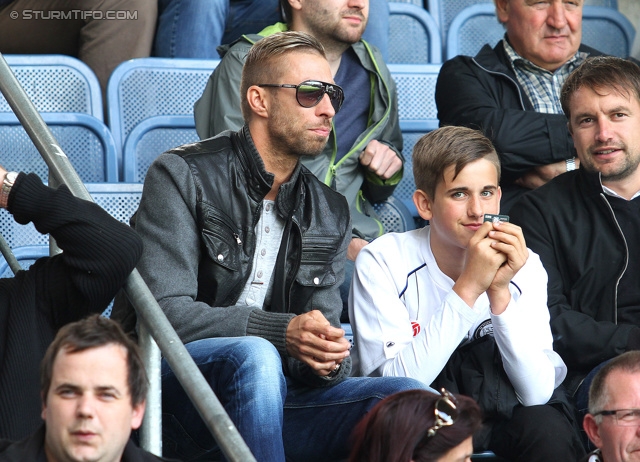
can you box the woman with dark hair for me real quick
[349,389,482,462]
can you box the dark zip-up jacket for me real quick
[117,126,352,387]
[511,169,640,394]
[436,41,602,209]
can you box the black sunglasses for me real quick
[258,80,344,113]
[426,389,458,438]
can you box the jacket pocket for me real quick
[201,207,242,271]
[295,235,339,287]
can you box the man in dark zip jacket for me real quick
[121,31,423,462]
[436,0,613,212]
[511,57,640,431]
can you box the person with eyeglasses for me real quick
[112,30,425,462]
[349,389,483,462]
[582,351,640,462]
[194,0,403,322]
[350,126,585,460]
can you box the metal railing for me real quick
[0,52,256,462]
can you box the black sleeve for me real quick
[436,55,575,184]
[511,191,637,373]
[7,173,143,328]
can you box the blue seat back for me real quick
[0,245,49,278]
[374,196,416,233]
[582,6,635,57]
[0,113,118,183]
[388,2,442,63]
[446,4,504,60]
[123,115,198,183]
[1,55,103,120]
[389,64,441,216]
[107,57,220,174]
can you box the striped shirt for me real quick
[502,38,588,115]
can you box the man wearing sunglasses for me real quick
[583,351,640,462]
[194,0,403,319]
[114,30,424,461]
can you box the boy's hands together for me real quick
[455,220,528,314]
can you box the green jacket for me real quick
[194,23,403,241]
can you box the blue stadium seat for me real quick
[445,4,504,60]
[582,6,635,57]
[0,245,49,278]
[388,2,442,63]
[123,115,198,183]
[107,57,220,175]
[87,182,143,225]
[446,3,634,60]
[390,0,424,6]
[0,113,118,183]
[374,195,417,233]
[427,0,488,44]
[2,55,103,120]
[388,63,441,216]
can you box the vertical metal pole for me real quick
[123,271,256,462]
[0,53,256,462]
[139,324,162,456]
[0,231,20,275]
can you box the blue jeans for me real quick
[161,336,426,461]
[154,0,389,60]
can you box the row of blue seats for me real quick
[0,56,438,284]
[389,1,635,64]
[0,55,441,218]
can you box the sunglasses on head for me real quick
[258,80,344,113]
[426,389,458,438]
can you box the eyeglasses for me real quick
[426,389,458,438]
[595,409,640,426]
[258,80,344,113]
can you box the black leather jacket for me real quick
[188,128,351,314]
[511,169,640,394]
[116,126,352,387]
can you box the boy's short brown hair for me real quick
[413,126,500,199]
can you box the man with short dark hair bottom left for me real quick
[0,314,173,462]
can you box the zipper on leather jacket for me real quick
[203,209,243,247]
[285,221,302,313]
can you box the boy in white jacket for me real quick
[349,126,584,460]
